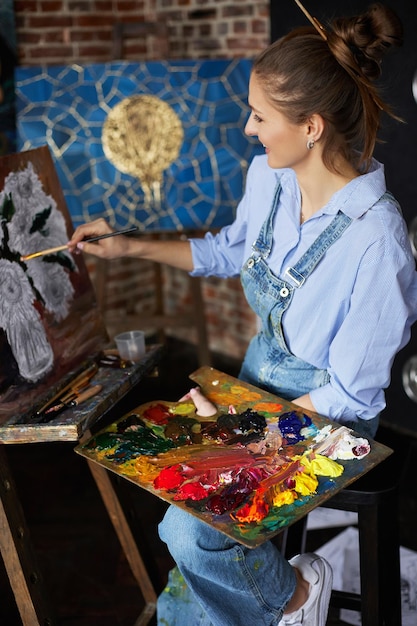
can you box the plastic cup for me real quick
[114,330,145,362]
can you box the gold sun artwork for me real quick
[102,94,184,206]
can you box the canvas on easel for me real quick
[0,145,109,424]
[0,145,162,626]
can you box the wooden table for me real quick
[0,345,162,626]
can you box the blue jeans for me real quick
[158,505,295,626]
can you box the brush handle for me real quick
[21,243,68,260]
[37,385,103,423]
[21,226,139,261]
[69,384,102,407]
[84,226,138,243]
[34,362,99,416]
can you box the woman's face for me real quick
[245,73,310,171]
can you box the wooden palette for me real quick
[76,366,392,548]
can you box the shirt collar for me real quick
[275,159,387,220]
[329,159,387,219]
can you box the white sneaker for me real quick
[280,553,333,626]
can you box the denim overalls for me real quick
[157,181,381,626]
[239,180,351,399]
[239,180,382,439]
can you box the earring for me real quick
[307,139,315,150]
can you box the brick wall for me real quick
[13,0,270,361]
[15,0,270,64]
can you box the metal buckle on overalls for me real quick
[247,247,263,268]
[284,267,305,288]
[251,240,270,259]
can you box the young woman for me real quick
[69,3,417,624]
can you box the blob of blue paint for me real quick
[278,411,312,443]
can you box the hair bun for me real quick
[329,2,403,80]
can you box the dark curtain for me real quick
[0,0,17,154]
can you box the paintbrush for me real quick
[39,384,103,421]
[36,384,103,423]
[40,378,93,415]
[33,361,99,417]
[20,226,138,261]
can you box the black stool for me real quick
[280,459,402,626]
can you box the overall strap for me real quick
[381,190,402,214]
[250,182,396,289]
[251,180,282,257]
[284,189,397,289]
[284,211,352,288]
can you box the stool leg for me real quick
[358,487,401,626]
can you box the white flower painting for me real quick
[0,162,76,382]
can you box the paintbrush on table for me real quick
[39,380,93,417]
[32,361,99,418]
[20,226,138,262]
[36,384,103,423]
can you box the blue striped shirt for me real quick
[190,155,417,422]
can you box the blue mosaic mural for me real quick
[16,59,262,231]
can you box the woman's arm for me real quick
[292,393,317,413]
[68,157,268,276]
[68,218,194,272]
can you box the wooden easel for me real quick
[0,346,162,626]
[0,452,157,625]
[0,145,161,623]
[0,445,54,625]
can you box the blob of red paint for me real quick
[174,481,213,501]
[143,403,171,424]
[154,464,184,489]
